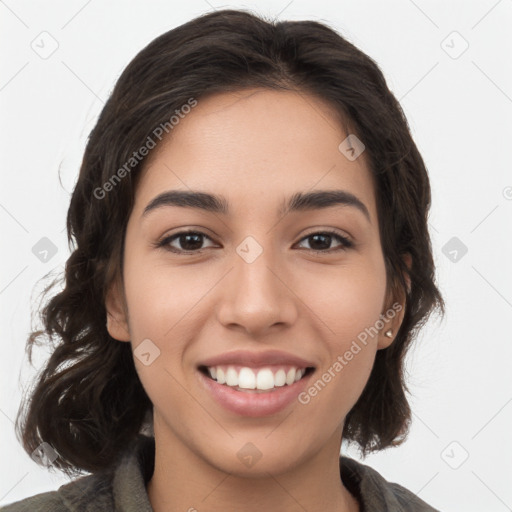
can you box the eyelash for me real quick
[154,229,354,255]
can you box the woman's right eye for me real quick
[157,231,216,253]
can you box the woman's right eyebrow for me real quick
[142,189,371,223]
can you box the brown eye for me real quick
[158,231,216,253]
[296,231,353,252]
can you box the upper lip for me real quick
[198,349,316,369]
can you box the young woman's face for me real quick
[107,88,402,475]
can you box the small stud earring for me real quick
[384,329,393,338]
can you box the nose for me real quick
[216,243,298,336]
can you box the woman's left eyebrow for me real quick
[142,189,371,223]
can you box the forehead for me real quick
[134,88,377,222]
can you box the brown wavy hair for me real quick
[16,8,444,476]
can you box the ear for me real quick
[105,276,131,342]
[377,253,411,350]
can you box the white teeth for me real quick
[274,369,286,387]
[238,367,256,389]
[216,367,226,384]
[256,368,274,390]
[205,365,309,390]
[225,367,238,386]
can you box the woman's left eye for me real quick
[156,230,353,254]
[295,231,353,252]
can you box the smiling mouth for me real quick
[198,366,315,393]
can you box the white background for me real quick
[1,1,511,510]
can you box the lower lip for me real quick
[197,369,314,417]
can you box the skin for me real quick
[106,88,406,512]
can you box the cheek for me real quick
[296,255,387,408]
[123,256,202,342]
[121,260,199,413]
[295,270,386,427]
[300,256,388,342]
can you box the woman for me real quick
[4,8,444,511]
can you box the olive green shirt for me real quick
[1,436,440,511]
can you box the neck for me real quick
[147,417,359,512]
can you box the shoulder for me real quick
[1,490,66,512]
[1,435,154,512]
[340,456,441,511]
[1,470,115,512]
